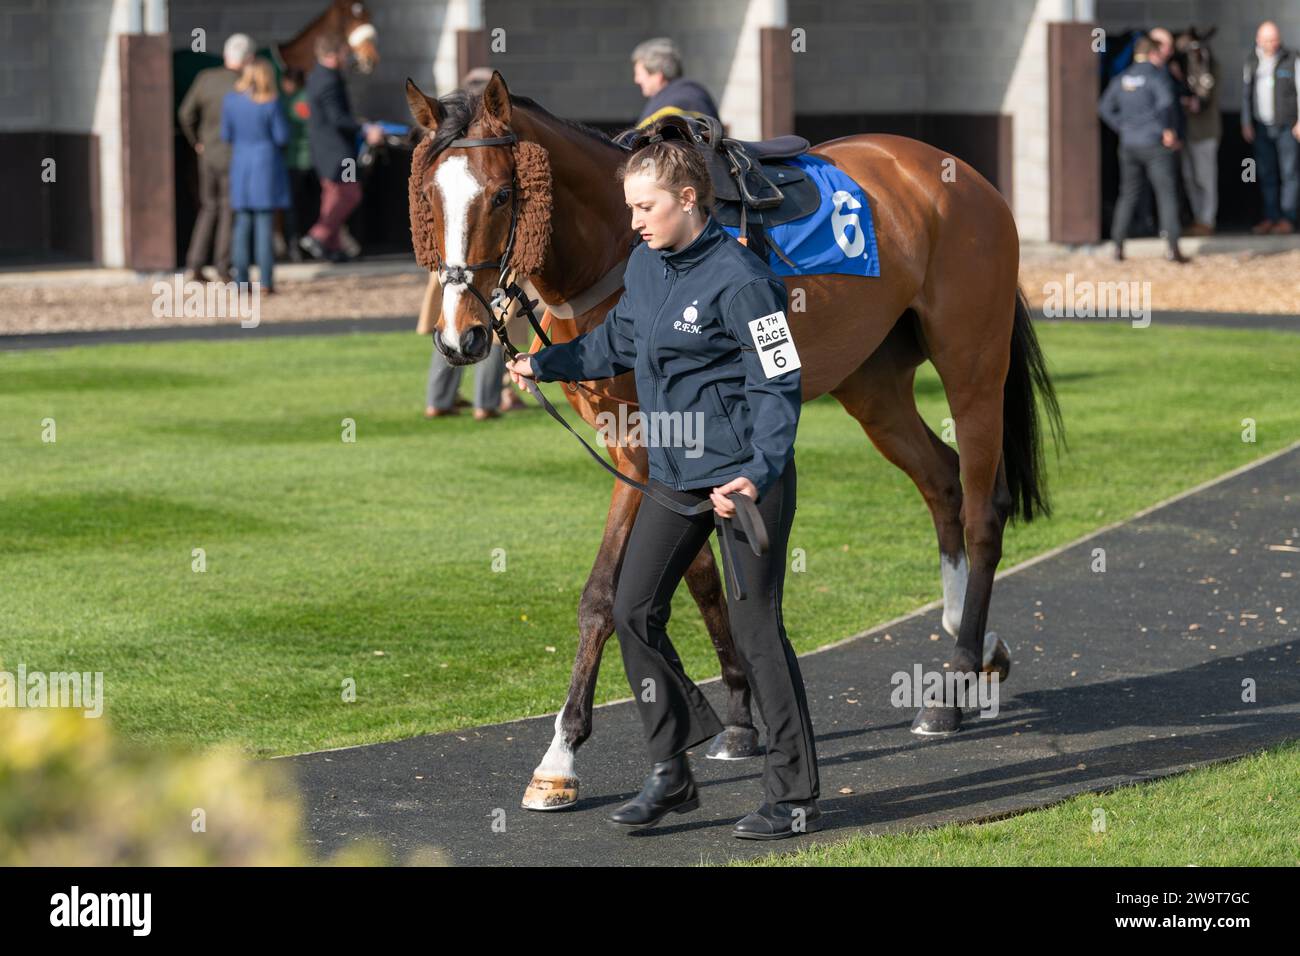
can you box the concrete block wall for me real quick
[475,0,747,131]
[786,0,1057,240]
[0,0,52,130]
[786,0,928,113]
[0,0,127,265]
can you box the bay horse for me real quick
[405,72,1062,810]
[1172,26,1219,118]
[274,0,379,75]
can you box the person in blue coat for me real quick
[507,132,821,841]
[222,57,291,292]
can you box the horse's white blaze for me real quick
[534,698,577,779]
[348,23,378,48]
[941,552,968,638]
[434,155,482,351]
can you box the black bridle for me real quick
[423,128,769,594]
[425,132,553,360]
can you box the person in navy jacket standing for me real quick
[222,57,291,292]
[507,132,821,840]
[1098,35,1187,263]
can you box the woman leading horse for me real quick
[508,134,821,840]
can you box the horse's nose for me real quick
[434,325,491,365]
[461,325,489,358]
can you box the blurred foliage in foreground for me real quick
[0,708,445,866]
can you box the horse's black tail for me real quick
[1003,288,1065,524]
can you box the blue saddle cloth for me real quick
[720,154,880,278]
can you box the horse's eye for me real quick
[493,187,512,208]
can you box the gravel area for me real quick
[2,245,1295,336]
[2,271,428,335]
[1018,247,1300,315]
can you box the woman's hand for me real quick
[506,355,537,389]
[711,477,757,518]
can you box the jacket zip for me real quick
[649,262,682,487]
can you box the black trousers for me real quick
[282,167,320,247]
[1111,142,1181,243]
[611,458,820,805]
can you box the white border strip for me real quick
[277,438,1300,758]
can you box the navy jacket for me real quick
[529,215,801,500]
[1098,60,1177,147]
[637,77,720,126]
[305,64,361,182]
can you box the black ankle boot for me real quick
[607,753,699,829]
[733,799,823,840]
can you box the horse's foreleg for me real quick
[681,540,762,759]
[522,462,642,810]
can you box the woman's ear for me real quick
[680,185,697,211]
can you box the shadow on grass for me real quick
[0,367,222,395]
[0,492,282,553]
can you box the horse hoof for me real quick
[521,773,579,811]
[705,725,764,760]
[911,705,962,736]
[981,632,1012,683]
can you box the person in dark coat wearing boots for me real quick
[509,132,822,841]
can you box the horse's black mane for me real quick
[416,89,628,175]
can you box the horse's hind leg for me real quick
[911,300,1017,735]
[830,316,968,641]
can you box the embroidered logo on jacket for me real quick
[674,300,702,334]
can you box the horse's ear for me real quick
[405,78,442,132]
[482,70,513,126]
[1202,25,1217,41]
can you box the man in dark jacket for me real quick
[632,37,721,128]
[1241,20,1300,234]
[178,33,253,282]
[1099,35,1188,262]
[300,33,383,262]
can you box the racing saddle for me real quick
[615,115,820,267]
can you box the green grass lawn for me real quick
[737,740,1300,866]
[1,323,1297,756]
